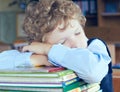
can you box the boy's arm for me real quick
[47,39,111,83]
[0,50,53,69]
[30,54,53,67]
[0,50,33,69]
[22,42,52,55]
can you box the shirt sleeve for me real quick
[0,50,33,69]
[48,39,111,83]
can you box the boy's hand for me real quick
[30,54,53,66]
[22,42,52,55]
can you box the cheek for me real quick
[43,33,57,44]
[63,42,72,48]
[45,36,59,44]
[63,40,77,48]
[65,37,82,48]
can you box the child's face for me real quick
[43,19,87,48]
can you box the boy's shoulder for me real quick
[88,37,111,57]
[88,38,105,45]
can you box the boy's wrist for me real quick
[44,44,52,55]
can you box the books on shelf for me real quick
[0,66,101,91]
[105,1,118,13]
[112,63,120,69]
[73,0,97,15]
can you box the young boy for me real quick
[22,0,113,91]
[0,0,113,91]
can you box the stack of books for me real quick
[0,66,102,92]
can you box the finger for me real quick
[22,46,30,52]
[31,42,40,45]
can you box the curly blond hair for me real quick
[23,0,86,42]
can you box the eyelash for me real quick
[75,32,81,35]
[61,40,66,44]
[59,39,66,44]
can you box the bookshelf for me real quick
[73,1,120,91]
[97,0,120,28]
[73,0,120,66]
[73,0,98,26]
[77,0,120,28]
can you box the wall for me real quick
[0,0,22,12]
[0,0,24,44]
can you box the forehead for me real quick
[58,19,80,30]
[43,19,81,43]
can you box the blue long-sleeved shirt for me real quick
[48,39,111,83]
[0,50,33,69]
[0,39,111,83]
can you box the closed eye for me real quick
[75,32,81,35]
[58,39,66,44]
[74,28,81,36]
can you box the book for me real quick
[81,83,100,92]
[112,63,120,69]
[0,73,77,84]
[0,67,74,78]
[0,81,85,92]
[0,77,82,88]
[86,84,100,92]
[67,87,81,92]
[65,82,100,92]
[0,66,65,73]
